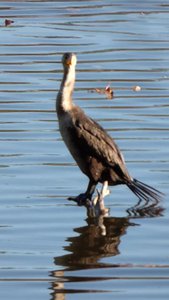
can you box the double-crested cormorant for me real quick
[56,53,163,206]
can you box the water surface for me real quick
[0,1,169,299]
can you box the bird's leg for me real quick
[68,180,97,206]
[87,181,110,221]
[93,181,110,215]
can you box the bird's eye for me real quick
[64,53,70,60]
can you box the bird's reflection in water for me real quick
[54,216,135,271]
[50,202,163,299]
[50,215,134,300]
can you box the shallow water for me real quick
[0,0,169,299]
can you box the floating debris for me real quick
[5,19,14,27]
[132,85,141,92]
[91,84,114,99]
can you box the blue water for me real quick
[0,1,169,299]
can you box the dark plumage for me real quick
[56,53,163,205]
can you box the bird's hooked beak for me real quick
[65,56,72,66]
[63,53,77,67]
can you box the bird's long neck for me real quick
[57,65,75,113]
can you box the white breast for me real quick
[58,112,88,175]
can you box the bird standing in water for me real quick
[56,53,163,207]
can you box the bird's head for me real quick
[62,53,77,68]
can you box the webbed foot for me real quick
[68,193,93,207]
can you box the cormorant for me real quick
[56,53,163,206]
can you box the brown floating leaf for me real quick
[5,19,14,27]
[91,84,114,99]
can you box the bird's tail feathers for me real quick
[127,178,164,203]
